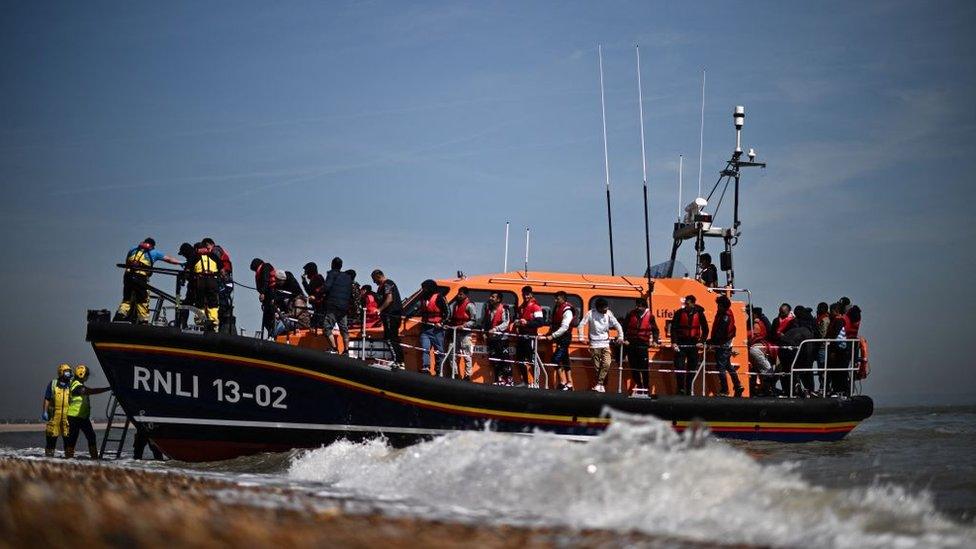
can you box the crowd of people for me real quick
[112,237,864,398]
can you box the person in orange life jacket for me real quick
[114,238,182,324]
[202,237,234,334]
[542,291,578,391]
[360,285,381,327]
[322,257,353,353]
[698,253,719,288]
[578,297,624,393]
[513,286,545,387]
[416,279,449,376]
[482,292,511,384]
[778,306,818,395]
[825,302,851,396]
[250,258,278,337]
[623,296,661,392]
[845,304,863,373]
[668,295,709,395]
[372,269,405,367]
[814,302,831,392]
[747,306,776,395]
[708,295,744,397]
[302,262,327,328]
[770,303,795,344]
[448,287,479,380]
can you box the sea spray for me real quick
[288,412,976,548]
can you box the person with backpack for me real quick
[544,291,577,391]
[623,296,660,393]
[577,297,624,393]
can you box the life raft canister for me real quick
[450,297,471,326]
[672,308,703,340]
[423,293,443,324]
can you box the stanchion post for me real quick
[617,343,624,394]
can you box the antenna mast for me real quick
[503,221,510,272]
[636,44,652,290]
[697,68,706,198]
[524,227,530,276]
[598,44,616,275]
[677,154,684,221]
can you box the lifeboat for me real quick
[87,270,873,462]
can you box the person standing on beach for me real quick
[66,364,111,459]
[578,298,624,393]
[42,364,73,457]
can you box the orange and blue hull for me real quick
[87,322,873,462]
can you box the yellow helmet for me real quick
[57,363,72,376]
[75,364,89,380]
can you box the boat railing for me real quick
[785,338,861,398]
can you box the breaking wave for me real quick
[288,413,976,548]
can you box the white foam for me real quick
[288,413,976,548]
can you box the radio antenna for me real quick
[678,154,684,221]
[503,221,510,272]
[524,227,530,276]
[598,44,616,275]
[697,68,706,198]
[636,44,651,287]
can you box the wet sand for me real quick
[0,457,736,548]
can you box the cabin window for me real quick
[534,293,584,325]
[587,296,639,321]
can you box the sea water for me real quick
[3,406,975,548]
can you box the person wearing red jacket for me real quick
[360,284,381,327]
[708,295,743,397]
[668,295,709,395]
[512,286,544,387]
[448,286,478,380]
[623,296,660,393]
[417,279,449,376]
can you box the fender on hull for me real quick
[88,323,873,462]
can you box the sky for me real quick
[1,1,974,419]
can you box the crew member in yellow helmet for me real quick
[113,237,182,324]
[42,364,73,457]
[66,364,111,459]
[192,241,220,332]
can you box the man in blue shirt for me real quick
[113,237,181,324]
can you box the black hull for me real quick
[87,322,873,462]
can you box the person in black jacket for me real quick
[668,295,709,395]
[250,258,278,337]
[778,306,818,395]
[302,262,327,329]
[322,257,353,353]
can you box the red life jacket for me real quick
[450,297,471,326]
[516,298,543,334]
[749,316,768,346]
[774,314,794,337]
[210,245,232,275]
[487,304,505,329]
[672,308,702,340]
[255,262,276,291]
[363,293,380,325]
[711,308,736,343]
[550,302,571,330]
[423,293,443,324]
[844,314,860,339]
[625,309,654,341]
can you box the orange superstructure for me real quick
[278,271,751,397]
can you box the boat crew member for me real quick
[322,257,353,353]
[372,269,405,368]
[698,253,719,288]
[668,295,709,395]
[202,238,234,334]
[250,258,278,337]
[65,364,111,459]
[417,279,449,376]
[302,262,327,328]
[42,364,73,457]
[448,286,478,380]
[778,306,817,395]
[770,303,794,344]
[176,242,197,329]
[708,295,743,397]
[623,296,660,393]
[360,284,381,327]
[578,298,624,393]
[545,291,577,391]
[114,238,182,324]
[482,292,511,384]
[191,242,220,332]
[513,286,544,387]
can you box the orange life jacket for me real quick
[625,309,654,341]
[450,297,471,326]
[515,298,543,335]
[672,308,703,340]
[423,293,443,324]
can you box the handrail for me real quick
[786,338,860,398]
[486,276,646,292]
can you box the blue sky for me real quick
[1,1,974,418]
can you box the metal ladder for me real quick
[99,393,130,460]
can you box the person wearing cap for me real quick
[578,297,624,393]
[668,295,709,395]
[416,279,449,375]
[114,238,182,324]
[42,364,74,457]
[301,262,327,328]
[708,295,743,397]
[250,258,278,337]
[66,364,111,459]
